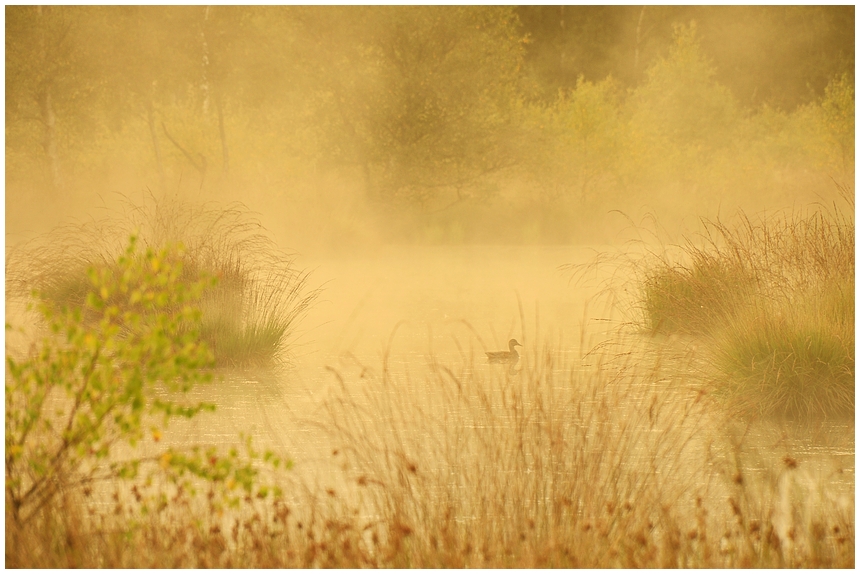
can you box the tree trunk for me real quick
[634,6,646,74]
[146,96,167,192]
[37,87,63,193]
[201,6,229,177]
[215,88,230,176]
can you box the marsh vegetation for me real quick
[6,196,318,368]
[614,192,854,419]
[5,5,854,569]
[6,207,854,567]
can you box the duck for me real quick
[486,339,522,363]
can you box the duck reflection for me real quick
[486,338,522,363]
[486,339,522,375]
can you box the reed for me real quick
[629,193,854,417]
[4,195,852,567]
[7,338,852,567]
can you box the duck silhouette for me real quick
[486,339,522,363]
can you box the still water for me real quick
[158,245,853,509]
[165,244,613,478]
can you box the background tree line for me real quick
[5,6,854,245]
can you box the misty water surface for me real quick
[151,244,853,504]
[160,246,605,474]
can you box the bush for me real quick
[6,236,291,566]
[6,237,215,525]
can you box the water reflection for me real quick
[486,338,523,363]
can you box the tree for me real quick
[368,7,526,208]
[522,76,622,203]
[277,6,527,208]
[6,6,95,193]
[198,6,253,177]
[97,7,204,191]
[818,73,855,175]
[625,23,739,186]
[516,6,854,110]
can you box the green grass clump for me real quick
[6,194,318,368]
[715,282,854,418]
[641,255,755,335]
[633,194,854,417]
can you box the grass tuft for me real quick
[6,193,318,368]
[567,187,854,418]
[714,281,854,418]
[632,192,854,417]
[641,254,755,335]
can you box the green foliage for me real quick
[633,23,738,142]
[715,285,854,417]
[5,236,215,524]
[4,7,855,244]
[7,198,318,368]
[626,23,739,187]
[289,6,527,206]
[522,76,622,203]
[516,6,854,111]
[515,23,851,244]
[817,72,855,174]
[6,235,293,533]
[149,433,291,514]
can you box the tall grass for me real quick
[625,193,855,418]
[638,202,853,334]
[6,194,318,368]
[313,341,852,567]
[7,339,852,567]
[714,280,854,418]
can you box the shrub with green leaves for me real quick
[6,236,218,525]
[6,235,292,553]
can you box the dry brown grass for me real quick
[7,338,853,568]
[566,191,854,418]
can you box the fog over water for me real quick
[148,244,852,503]
[154,245,614,475]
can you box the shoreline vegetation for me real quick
[634,193,854,419]
[6,196,319,369]
[5,195,854,567]
[7,9,853,247]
